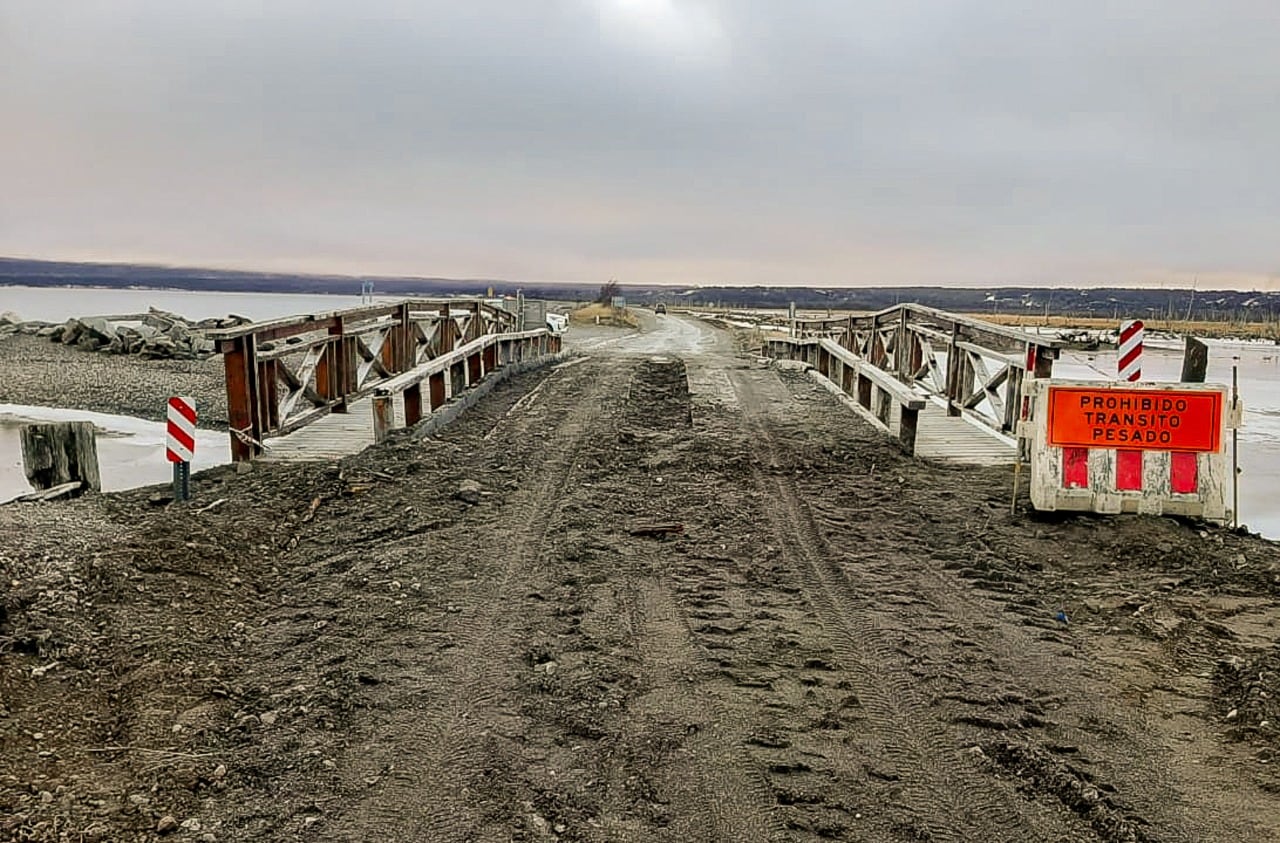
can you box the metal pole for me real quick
[1232,363,1239,529]
[173,461,190,502]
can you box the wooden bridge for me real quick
[209,298,1059,467]
[209,299,561,461]
[762,304,1064,465]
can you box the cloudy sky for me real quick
[2,1,1278,288]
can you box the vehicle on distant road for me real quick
[654,303,667,315]
[546,312,569,334]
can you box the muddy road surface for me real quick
[4,314,1280,842]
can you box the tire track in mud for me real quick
[597,358,781,842]
[773,373,1206,842]
[724,367,1055,842]
[323,360,624,842]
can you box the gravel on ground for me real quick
[0,334,227,427]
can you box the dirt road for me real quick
[4,314,1280,842]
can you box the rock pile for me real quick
[0,308,251,360]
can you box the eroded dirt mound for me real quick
[1214,646,1280,745]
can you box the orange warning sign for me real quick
[1046,386,1223,452]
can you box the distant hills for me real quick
[2,256,1278,322]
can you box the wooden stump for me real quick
[1181,336,1209,383]
[20,422,101,497]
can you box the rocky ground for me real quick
[0,334,227,427]
[3,316,1280,842]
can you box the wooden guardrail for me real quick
[210,299,559,460]
[766,336,928,453]
[786,304,1062,436]
[370,329,552,443]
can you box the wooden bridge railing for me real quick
[780,304,1062,437]
[211,298,558,461]
[766,336,927,453]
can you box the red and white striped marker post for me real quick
[167,396,196,501]
[1115,321,1145,488]
[1118,319,1144,382]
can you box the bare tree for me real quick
[598,279,620,305]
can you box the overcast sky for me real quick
[2,1,1278,288]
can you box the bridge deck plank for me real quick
[909,403,1015,465]
[259,395,402,462]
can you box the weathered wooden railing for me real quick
[211,299,560,460]
[769,304,1062,443]
[767,336,927,452]
[369,328,553,444]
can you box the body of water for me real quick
[1,284,387,324]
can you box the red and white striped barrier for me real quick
[1027,380,1239,522]
[167,397,197,463]
[1118,319,1143,381]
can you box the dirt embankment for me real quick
[3,346,1280,842]
[569,303,639,329]
[0,334,227,427]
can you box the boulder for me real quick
[168,322,193,344]
[143,313,176,332]
[141,336,178,358]
[76,332,105,351]
[59,319,83,344]
[0,310,21,326]
[80,317,116,343]
[148,306,189,325]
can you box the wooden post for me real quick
[259,359,279,432]
[956,351,975,415]
[222,334,261,461]
[857,373,872,409]
[451,361,466,396]
[429,371,447,410]
[1032,344,1055,379]
[20,422,101,497]
[439,303,455,354]
[396,302,413,372]
[371,395,394,443]
[1181,336,1209,383]
[899,406,919,455]
[870,315,884,368]
[945,323,961,417]
[897,308,911,381]
[404,383,423,426]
